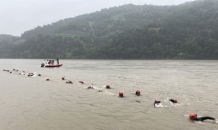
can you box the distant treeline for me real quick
[0,0,218,59]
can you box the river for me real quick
[0,59,218,130]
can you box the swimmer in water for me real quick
[189,113,217,121]
[87,86,93,89]
[154,100,161,107]
[169,99,177,103]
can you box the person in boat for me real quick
[190,113,217,121]
[57,58,59,64]
[169,99,177,103]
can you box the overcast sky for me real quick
[0,0,195,36]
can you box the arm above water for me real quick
[195,117,216,121]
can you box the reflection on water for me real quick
[0,59,218,130]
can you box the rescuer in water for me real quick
[169,99,177,103]
[154,100,161,107]
[189,113,217,121]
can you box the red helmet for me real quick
[136,90,140,94]
[106,85,110,88]
[189,113,197,120]
[173,99,177,103]
[119,92,123,96]
[79,81,84,83]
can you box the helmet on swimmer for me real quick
[155,100,160,103]
[189,113,197,120]
[173,99,177,103]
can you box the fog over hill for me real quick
[0,0,218,59]
[0,0,195,36]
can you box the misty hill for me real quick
[21,4,174,40]
[0,34,19,43]
[1,0,218,59]
[89,0,218,59]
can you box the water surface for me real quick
[0,59,218,130]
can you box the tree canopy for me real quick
[1,0,218,59]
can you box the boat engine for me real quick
[41,63,45,67]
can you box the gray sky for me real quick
[0,0,194,36]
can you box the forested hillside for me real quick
[1,0,218,59]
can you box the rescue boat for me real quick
[41,59,63,67]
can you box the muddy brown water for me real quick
[0,59,218,130]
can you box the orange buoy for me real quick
[136,90,140,95]
[106,85,110,89]
[46,78,49,81]
[119,92,124,97]
[189,113,197,120]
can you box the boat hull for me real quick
[45,64,63,67]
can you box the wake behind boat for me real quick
[41,59,63,67]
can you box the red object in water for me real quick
[155,100,160,103]
[23,71,25,73]
[17,70,18,71]
[13,69,15,71]
[28,74,30,77]
[119,92,124,97]
[136,90,140,95]
[62,77,65,80]
[88,86,92,89]
[106,85,110,89]
[38,74,41,76]
[3,69,5,71]
[189,113,197,120]
[7,70,9,72]
[173,99,177,103]
[46,78,49,81]
[69,81,72,83]
[79,81,84,84]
